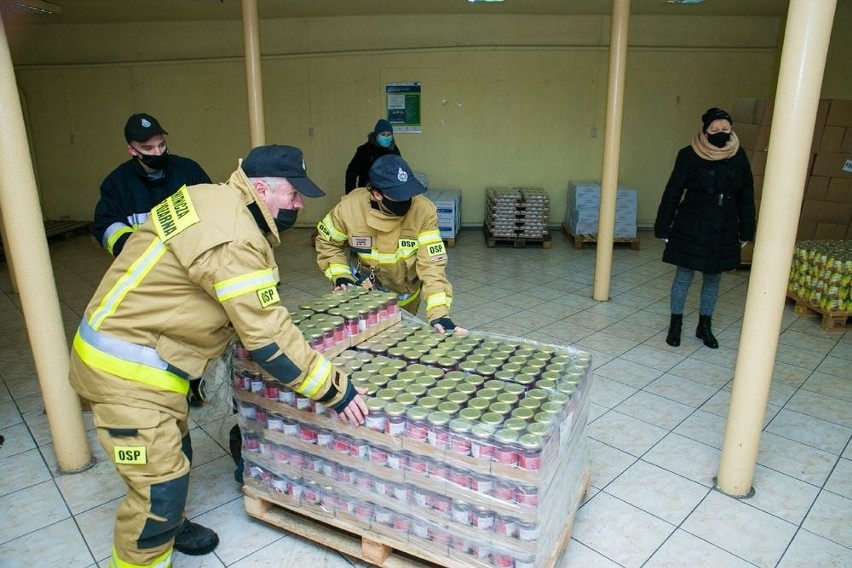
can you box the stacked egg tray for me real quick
[787,240,852,312]
[234,318,592,568]
[484,187,551,240]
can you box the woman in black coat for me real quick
[344,119,401,193]
[654,107,756,349]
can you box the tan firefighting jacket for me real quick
[69,167,353,411]
[316,188,453,322]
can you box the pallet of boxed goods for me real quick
[484,187,553,249]
[786,240,851,331]
[560,223,640,251]
[427,189,462,248]
[233,310,593,568]
[562,181,639,250]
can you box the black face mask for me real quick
[380,197,412,217]
[707,132,731,148]
[275,208,298,232]
[137,149,170,170]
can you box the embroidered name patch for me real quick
[257,285,280,308]
[114,446,147,465]
[152,185,200,241]
[351,236,372,248]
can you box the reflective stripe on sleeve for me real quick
[418,229,442,246]
[317,214,347,242]
[355,248,417,265]
[90,239,168,330]
[293,357,332,398]
[324,263,352,281]
[398,287,421,308]
[103,223,133,253]
[111,544,172,568]
[425,291,451,311]
[214,269,277,303]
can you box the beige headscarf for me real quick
[691,130,740,161]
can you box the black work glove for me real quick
[430,317,456,332]
[334,278,355,288]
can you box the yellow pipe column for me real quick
[593,0,630,301]
[717,0,837,496]
[242,0,266,147]
[0,12,91,472]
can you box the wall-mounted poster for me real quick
[386,82,421,133]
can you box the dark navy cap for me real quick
[368,155,425,201]
[241,144,325,197]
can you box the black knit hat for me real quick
[702,107,733,131]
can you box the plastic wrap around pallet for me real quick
[234,313,591,567]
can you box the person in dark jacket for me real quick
[654,107,756,349]
[93,112,211,405]
[344,118,401,194]
[93,113,211,258]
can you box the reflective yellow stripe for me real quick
[74,333,189,395]
[399,287,421,307]
[105,226,133,255]
[418,229,442,245]
[317,214,347,242]
[294,358,330,398]
[356,248,417,264]
[324,263,352,281]
[90,239,167,331]
[426,291,450,311]
[214,269,277,302]
[111,543,172,568]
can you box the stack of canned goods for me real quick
[235,318,592,568]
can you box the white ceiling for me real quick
[2,0,792,25]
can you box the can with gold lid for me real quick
[476,364,498,379]
[387,379,408,392]
[514,373,536,387]
[502,361,522,374]
[415,375,436,388]
[376,388,397,402]
[417,396,440,411]
[468,398,490,412]
[533,411,557,427]
[405,383,427,397]
[395,392,417,406]
[419,353,440,367]
[548,391,570,405]
[405,406,429,441]
[541,370,561,383]
[458,360,478,374]
[437,401,460,416]
[365,398,388,432]
[517,433,544,470]
[427,386,450,400]
[480,411,504,428]
[494,370,515,383]
[504,383,525,397]
[540,401,563,415]
[446,391,468,405]
[459,407,482,422]
[536,378,557,391]
[423,367,444,380]
[470,423,496,460]
[445,370,466,383]
[488,401,512,416]
[378,366,398,379]
[426,411,452,447]
[397,370,419,384]
[526,421,554,438]
[448,418,474,455]
[511,407,535,422]
[384,402,407,436]
[493,428,520,465]
[526,388,548,402]
[454,382,477,397]
[477,388,499,402]
[518,398,541,412]
[463,374,485,388]
[556,382,578,396]
[496,392,518,406]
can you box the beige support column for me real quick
[593,0,630,301]
[0,213,20,293]
[717,0,836,496]
[0,13,92,472]
[242,0,266,146]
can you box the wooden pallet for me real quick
[243,469,590,568]
[484,226,552,249]
[786,292,850,331]
[561,223,639,250]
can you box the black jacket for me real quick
[654,146,755,273]
[344,133,401,194]
[93,155,210,256]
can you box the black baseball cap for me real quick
[124,113,168,143]
[368,155,425,200]
[241,144,325,198]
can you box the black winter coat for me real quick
[654,145,756,273]
[344,133,401,194]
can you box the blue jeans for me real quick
[670,266,722,316]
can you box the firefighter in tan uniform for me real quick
[69,145,368,568]
[316,154,462,333]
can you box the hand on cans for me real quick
[334,385,369,426]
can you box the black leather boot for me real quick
[666,314,683,347]
[696,314,719,349]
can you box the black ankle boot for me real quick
[666,314,683,347]
[696,315,718,349]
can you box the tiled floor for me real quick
[0,228,849,567]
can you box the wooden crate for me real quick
[243,469,590,568]
[484,226,552,249]
[786,292,850,331]
[561,223,639,250]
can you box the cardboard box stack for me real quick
[485,187,551,240]
[732,97,852,264]
[427,189,462,242]
[563,181,638,238]
[235,318,592,567]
